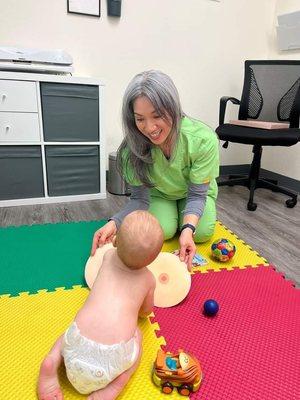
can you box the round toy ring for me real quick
[85,249,191,308]
[147,252,191,308]
[84,243,114,288]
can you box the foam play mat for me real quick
[0,220,103,296]
[0,219,271,399]
[0,220,267,297]
[0,286,182,400]
[152,265,300,399]
[162,221,267,272]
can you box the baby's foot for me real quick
[37,356,63,400]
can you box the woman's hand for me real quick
[179,229,196,271]
[91,220,117,256]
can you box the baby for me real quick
[37,210,164,400]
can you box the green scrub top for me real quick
[123,116,219,201]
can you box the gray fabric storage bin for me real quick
[41,83,99,142]
[46,146,100,196]
[0,146,44,200]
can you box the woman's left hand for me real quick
[179,229,196,271]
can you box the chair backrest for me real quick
[239,60,300,128]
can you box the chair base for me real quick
[218,175,298,211]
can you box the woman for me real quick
[91,70,219,270]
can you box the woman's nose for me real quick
[145,120,157,132]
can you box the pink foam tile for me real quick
[152,266,300,399]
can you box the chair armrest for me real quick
[219,96,241,125]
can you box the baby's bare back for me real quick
[75,249,154,345]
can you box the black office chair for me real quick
[216,60,300,211]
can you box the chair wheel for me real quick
[286,198,297,208]
[247,202,257,211]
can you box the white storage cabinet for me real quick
[0,71,105,206]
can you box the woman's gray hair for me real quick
[117,70,184,187]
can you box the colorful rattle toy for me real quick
[211,238,236,262]
[152,349,202,396]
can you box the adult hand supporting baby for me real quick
[91,220,117,256]
[179,229,196,271]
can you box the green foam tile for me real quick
[0,220,105,296]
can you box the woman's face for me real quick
[133,96,172,147]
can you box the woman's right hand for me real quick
[91,220,117,256]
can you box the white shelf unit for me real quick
[0,71,106,207]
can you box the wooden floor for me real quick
[0,186,299,286]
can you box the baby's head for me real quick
[115,210,164,269]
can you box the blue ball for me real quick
[203,299,219,316]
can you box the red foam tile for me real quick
[152,266,300,399]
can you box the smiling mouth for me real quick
[149,129,162,139]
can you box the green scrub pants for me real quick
[149,194,216,243]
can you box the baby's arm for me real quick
[139,273,156,318]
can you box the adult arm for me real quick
[179,182,209,270]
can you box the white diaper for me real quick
[62,322,139,395]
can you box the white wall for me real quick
[2,0,295,179]
[261,0,300,181]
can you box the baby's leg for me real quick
[87,328,142,400]
[37,335,64,400]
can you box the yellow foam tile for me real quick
[162,221,267,272]
[0,294,11,299]
[0,286,180,399]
